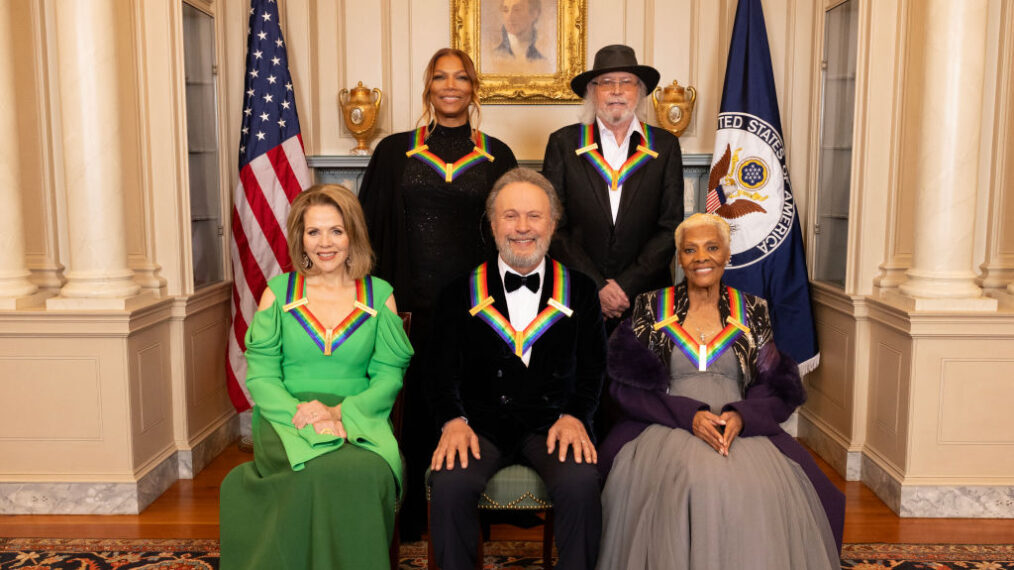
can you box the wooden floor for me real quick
[2,443,1012,544]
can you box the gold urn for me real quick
[651,80,697,137]
[338,81,382,155]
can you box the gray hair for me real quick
[486,167,562,224]
[674,213,732,251]
[579,80,649,125]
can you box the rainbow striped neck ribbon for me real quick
[574,122,658,191]
[282,273,377,356]
[404,125,494,183]
[652,285,750,372]
[468,260,573,358]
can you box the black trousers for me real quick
[398,309,438,540]
[428,432,602,570]
[595,316,624,442]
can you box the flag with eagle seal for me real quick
[706,0,819,373]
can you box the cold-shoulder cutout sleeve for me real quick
[244,301,300,425]
[338,280,413,466]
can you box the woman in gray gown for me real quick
[597,213,845,569]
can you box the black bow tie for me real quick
[504,271,540,293]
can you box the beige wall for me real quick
[278,1,811,165]
[0,301,174,478]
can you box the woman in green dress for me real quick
[220,184,413,569]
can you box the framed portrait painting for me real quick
[451,0,587,104]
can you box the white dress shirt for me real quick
[596,117,645,223]
[498,256,546,366]
[506,33,527,59]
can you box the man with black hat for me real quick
[543,44,684,328]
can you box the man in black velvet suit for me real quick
[543,44,684,327]
[427,168,606,570]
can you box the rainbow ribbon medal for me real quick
[468,261,573,357]
[574,123,658,191]
[652,286,749,371]
[282,273,377,356]
[405,125,493,183]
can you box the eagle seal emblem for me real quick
[707,112,796,269]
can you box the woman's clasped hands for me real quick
[692,409,742,456]
[292,400,347,439]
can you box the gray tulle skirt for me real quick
[597,351,838,570]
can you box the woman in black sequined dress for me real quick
[358,48,517,539]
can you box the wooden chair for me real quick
[426,465,555,570]
[389,311,412,570]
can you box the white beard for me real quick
[497,235,549,271]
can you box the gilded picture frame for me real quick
[451,0,587,104]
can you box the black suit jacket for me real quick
[428,257,607,451]
[542,122,684,300]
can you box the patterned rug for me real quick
[2,538,1013,569]
[841,543,1014,568]
[0,538,220,569]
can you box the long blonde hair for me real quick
[418,48,482,129]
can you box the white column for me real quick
[983,3,1014,306]
[895,0,996,310]
[47,0,141,309]
[0,2,40,309]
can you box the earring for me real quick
[345,256,352,267]
[302,253,312,269]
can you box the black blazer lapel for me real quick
[575,124,615,227]
[527,259,560,370]
[476,261,523,365]
[536,259,554,311]
[487,261,511,323]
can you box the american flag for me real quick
[227,0,310,411]
[705,187,721,213]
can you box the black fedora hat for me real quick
[570,44,660,97]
